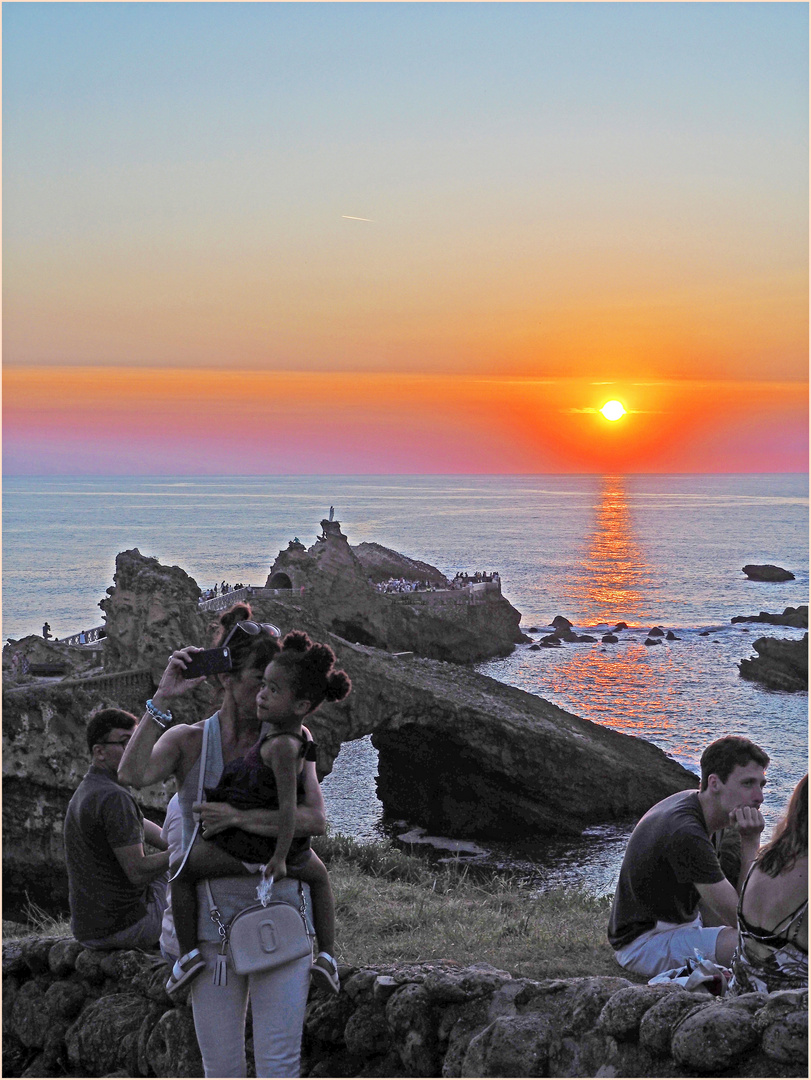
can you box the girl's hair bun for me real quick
[281,629,311,654]
[274,628,351,711]
[308,643,336,675]
[324,669,352,702]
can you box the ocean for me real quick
[3,473,808,893]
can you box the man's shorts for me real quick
[613,915,724,978]
[80,875,168,951]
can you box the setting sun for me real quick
[600,400,627,422]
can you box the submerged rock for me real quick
[742,564,795,582]
[739,634,808,692]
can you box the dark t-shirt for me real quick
[608,790,725,949]
[64,766,147,941]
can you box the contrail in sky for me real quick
[342,215,374,221]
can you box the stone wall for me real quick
[4,938,806,1078]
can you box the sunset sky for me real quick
[3,2,808,475]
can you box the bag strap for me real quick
[168,718,211,884]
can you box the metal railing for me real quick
[59,626,106,647]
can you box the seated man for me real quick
[608,735,768,977]
[64,708,170,949]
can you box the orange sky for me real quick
[3,4,807,475]
[4,367,806,475]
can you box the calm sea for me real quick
[3,474,808,893]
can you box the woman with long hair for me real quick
[119,602,326,1077]
[729,773,807,994]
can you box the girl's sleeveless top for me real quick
[204,729,317,861]
[176,713,314,942]
[729,864,808,995]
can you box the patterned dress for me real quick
[729,864,808,994]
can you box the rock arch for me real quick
[268,572,294,590]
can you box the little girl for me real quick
[166,631,350,997]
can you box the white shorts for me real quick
[614,915,724,978]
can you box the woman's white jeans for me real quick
[190,940,311,1078]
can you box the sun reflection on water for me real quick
[549,476,677,739]
[572,475,654,625]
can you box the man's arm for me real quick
[698,806,765,927]
[196,756,327,839]
[695,878,740,928]
[143,819,168,851]
[731,806,765,891]
[113,842,170,887]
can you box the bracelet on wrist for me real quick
[145,698,173,729]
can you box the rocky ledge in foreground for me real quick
[739,634,808,693]
[4,940,807,1079]
[742,564,795,582]
[732,606,808,629]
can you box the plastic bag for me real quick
[648,951,731,996]
[255,870,274,907]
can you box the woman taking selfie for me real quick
[119,603,324,1077]
[729,773,807,994]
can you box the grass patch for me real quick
[314,834,630,981]
[7,835,634,982]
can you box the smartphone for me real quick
[181,647,233,679]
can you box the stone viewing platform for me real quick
[4,937,807,1078]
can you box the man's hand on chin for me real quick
[729,805,765,840]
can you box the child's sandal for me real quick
[310,951,340,993]
[166,948,206,996]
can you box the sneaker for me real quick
[310,951,340,993]
[166,948,206,996]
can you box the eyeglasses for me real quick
[222,620,281,648]
[98,738,131,748]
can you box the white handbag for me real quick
[226,885,312,976]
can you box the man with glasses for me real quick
[64,708,170,950]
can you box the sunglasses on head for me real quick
[222,620,281,648]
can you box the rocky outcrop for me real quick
[99,549,209,683]
[742,564,795,582]
[732,606,808,629]
[739,634,808,693]
[2,636,103,685]
[4,940,807,1078]
[323,642,697,839]
[2,682,174,921]
[2,581,701,915]
[265,520,525,663]
[352,541,449,586]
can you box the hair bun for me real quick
[219,602,253,631]
[324,669,352,702]
[281,630,311,654]
[308,643,336,675]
